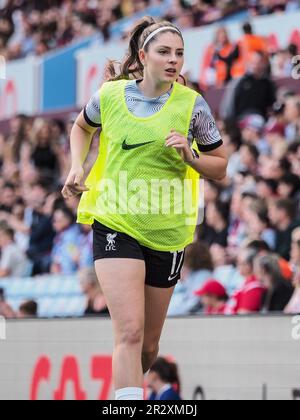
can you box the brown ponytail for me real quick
[104,16,183,82]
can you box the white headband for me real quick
[142,26,182,49]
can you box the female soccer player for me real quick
[62,16,228,400]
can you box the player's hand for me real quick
[61,165,89,199]
[165,130,194,163]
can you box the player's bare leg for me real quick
[142,284,175,373]
[95,258,145,391]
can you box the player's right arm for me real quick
[62,110,99,199]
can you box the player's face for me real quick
[142,32,184,85]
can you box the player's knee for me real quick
[117,322,144,347]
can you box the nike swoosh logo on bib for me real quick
[122,139,155,150]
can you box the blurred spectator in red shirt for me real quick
[194,279,228,315]
[227,248,266,314]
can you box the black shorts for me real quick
[92,220,185,288]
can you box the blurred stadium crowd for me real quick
[0,0,300,319]
[1,0,300,61]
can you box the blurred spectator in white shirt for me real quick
[0,223,31,278]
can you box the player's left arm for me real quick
[165,132,228,180]
[193,144,228,181]
[165,95,228,181]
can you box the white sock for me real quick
[115,387,144,400]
